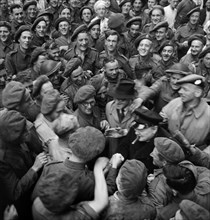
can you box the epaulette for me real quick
[45,160,63,167]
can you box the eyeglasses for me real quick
[82,101,96,107]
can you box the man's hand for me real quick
[110,153,124,169]
[100,120,110,131]
[129,98,144,113]
[94,157,109,171]
[32,152,48,172]
[4,205,18,220]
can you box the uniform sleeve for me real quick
[5,53,16,76]
[0,161,38,202]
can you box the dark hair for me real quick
[163,164,197,195]
[10,4,22,13]
[44,39,59,50]
[103,57,118,67]
[105,30,119,41]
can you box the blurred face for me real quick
[36,21,47,37]
[27,5,37,18]
[190,40,203,56]
[43,15,50,28]
[79,97,96,115]
[60,8,71,19]
[138,39,152,57]
[49,69,62,89]
[0,26,10,42]
[103,0,110,8]
[82,9,92,23]
[48,48,60,61]
[87,0,96,9]
[58,21,69,36]
[206,0,210,10]
[90,24,100,39]
[178,83,197,103]
[105,34,118,52]
[0,0,7,10]
[151,9,163,25]
[148,0,156,10]
[155,27,167,41]
[161,45,174,62]
[170,0,179,9]
[150,147,164,167]
[0,72,6,87]
[115,98,130,109]
[206,26,210,40]
[96,6,106,18]
[40,81,53,97]
[12,7,24,23]
[129,24,140,38]
[169,73,183,90]
[69,0,79,8]
[70,66,86,86]
[121,2,131,14]
[34,54,46,70]
[105,60,119,79]
[203,53,210,68]
[189,12,200,25]
[19,31,32,50]
[76,32,89,52]
[133,0,142,12]
[134,124,157,142]
[50,100,65,121]
[50,0,58,8]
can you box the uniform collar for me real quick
[64,159,86,170]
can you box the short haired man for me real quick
[87,18,100,48]
[23,0,38,25]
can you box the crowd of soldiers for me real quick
[0,0,210,219]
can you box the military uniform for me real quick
[5,46,32,76]
[122,31,138,58]
[64,46,99,74]
[31,34,49,48]
[11,20,26,36]
[180,53,199,66]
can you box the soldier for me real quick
[46,0,61,25]
[119,0,132,24]
[123,16,142,57]
[23,0,38,25]
[10,4,25,35]
[87,18,100,48]
[79,6,93,25]
[64,24,99,74]
[175,6,205,60]
[0,0,10,21]
[5,25,33,78]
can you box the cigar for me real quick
[132,136,138,145]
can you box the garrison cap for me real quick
[71,24,88,42]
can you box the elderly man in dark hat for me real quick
[23,0,38,25]
[88,18,100,48]
[129,34,158,85]
[102,159,156,220]
[136,63,190,113]
[117,107,171,173]
[0,21,18,71]
[64,24,99,74]
[175,6,205,59]
[0,110,48,219]
[5,25,33,78]
[160,74,210,149]
[180,34,206,66]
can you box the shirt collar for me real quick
[64,159,86,170]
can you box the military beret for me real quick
[149,5,165,17]
[2,81,26,109]
[37,10,53,21]
[52,113,79,136]
[31,16,46,32]
[154,137,185,163]
[134,34,153,48]
[158,40,175,54]
[87,18,100,31]
[94,0,106,11]
[0,21,11,31]
[10,4,22,13]
[32,75,50,97]
[54,17,70,31]
[187,6,200,17]
[40,60,62,77]
[199,46,210,59]
[118,160,147,199]
[165,63,190,76]
[74,85,96,104]
[119,0,131,7]
[108,13,125,29]
[179,200,210,220]
[126,16,142,28]
[176,74,205,88]
[134,107,163,125]
[79,6,93,19]
[71,24,88,42]
[0,110,26,143]
[30,47,46,65]
[150,21,169,33]
[188,34,206,47]
[41,89,63,115]
[23,0,37,11]
[68,126,105,162]
[14,25,31,43]
[64,57,82,77]
[39,171,79,213]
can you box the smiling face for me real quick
[104,60,119,79]
[189,11,200,25]
[161,45,174,62]
[60,8,71,20]
[78,97,96,115]
[76,32,89,52]
[12,7,24,23]
[35,20,47,37]
[190,40,203,56]
[133,0,143,12]
[19,31,32,50]
[155,27,167,41]
[178,83,198,103]
[70,66,86,86]
[151,8,163,25]
[27,4,37,18]
[58,21,70,36]
[137,39,152,57]
[0,26,10,42]
[169,73,183,90]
